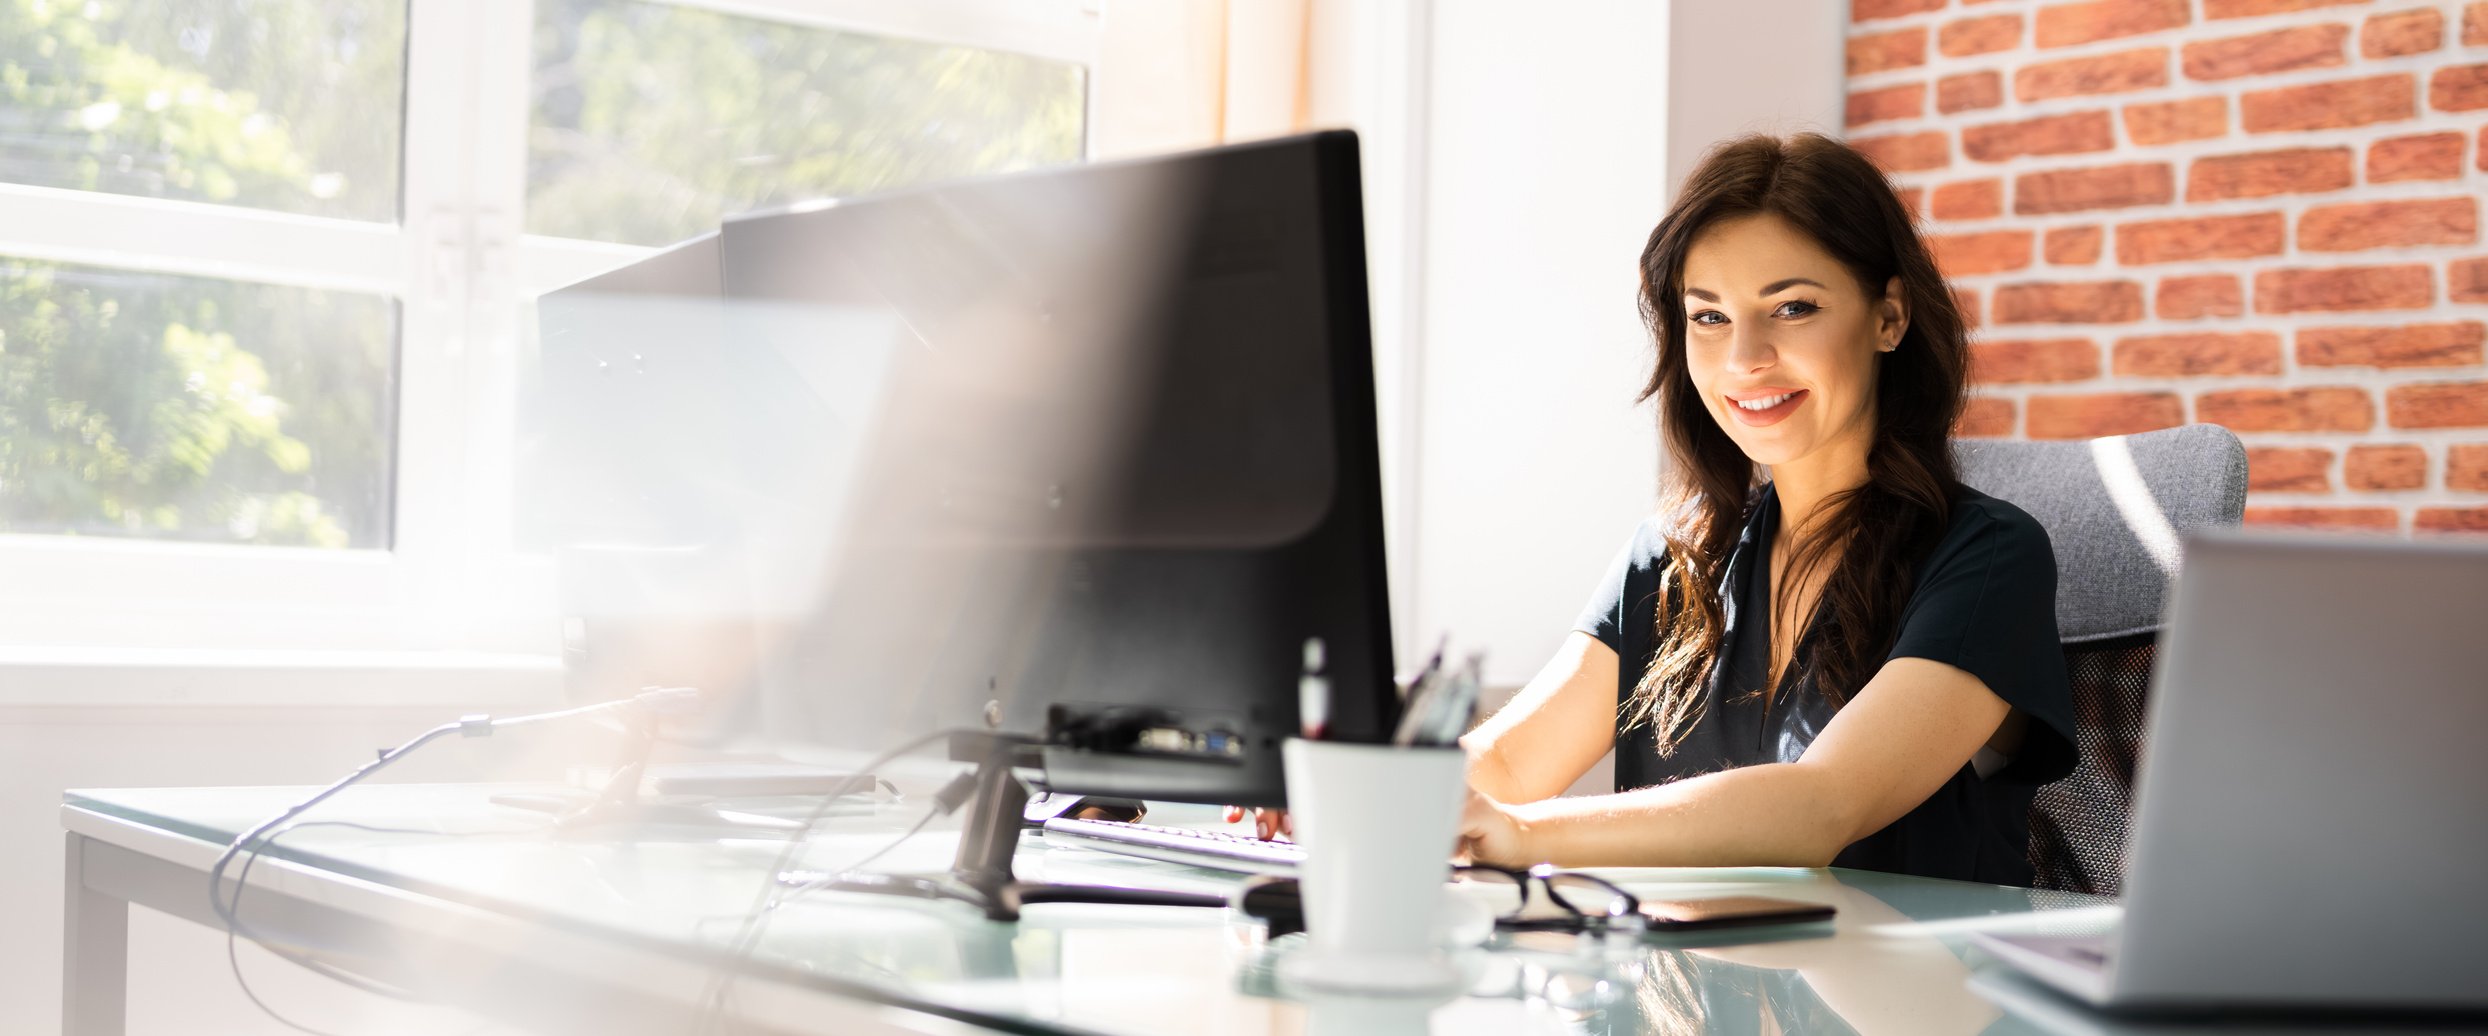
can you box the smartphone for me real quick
[1637,895,1835,931]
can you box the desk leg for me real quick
[63,833,129,1036]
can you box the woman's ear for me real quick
[1877,275,1909,353]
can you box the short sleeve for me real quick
[1574,518,1670,656]
[1883,500,2078,785]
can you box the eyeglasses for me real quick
[1452,863,1645,932]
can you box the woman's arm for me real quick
[1458,656,2011,867]
[1458,631,1622,804]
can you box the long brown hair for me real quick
[1623,133,1970,751]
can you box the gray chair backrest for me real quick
[1955,424,2248,644]
[1954,423,2247,893]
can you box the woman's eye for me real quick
[1774,300,1818,318]
[1690,310,1726,327]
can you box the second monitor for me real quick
[531,130,1398,809]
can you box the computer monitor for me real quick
[527,131,1396,811]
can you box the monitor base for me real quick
[787,736,1225,922]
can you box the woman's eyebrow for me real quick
[1683,277,1828,302]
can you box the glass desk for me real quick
[57,782,2204,1036]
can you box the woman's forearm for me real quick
[1460,738,1534,804]
[1503,761,1864,868]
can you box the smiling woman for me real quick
[1450,133,2078,885]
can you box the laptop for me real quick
[1973,528,2488,1013]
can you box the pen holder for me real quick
[1276,738,1467,994]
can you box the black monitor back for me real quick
[534,132,1392,808]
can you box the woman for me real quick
[1446,132,2077,885]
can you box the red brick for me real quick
[2016,48,2171,102]
[2451,256,2488,302]
[2467,3,2488,45]
[2247,447,2334,492]
[2345,444,2428,490]
[2036,0,2189,48]
[2183,24,2347,81]
[2255,264,2433,313]
[2387,381,2488,428]
[1896,186,1925,220]
[2016,163,2175,214]
[2207,0,2376,16]
[2428,63,2488,110]
[1861,131,1950,174]
[2242,74,2417,132]
[2116,212,2288,265]
[1954,287,1982,328]
[2363,8,2445,57]
[1971,338,2103,383]
[2124,97,2228,146]
[1856,0,1946,21]
[1942,14,2024,56]
[2416,507,2488,533]
[1991,282,2149,326]
[2158,275,2244,318]
[2026,392,2186,438]
[1937,72,2005,114]
[2298,322,2488,368]
[2299,197,2478,251]
[1964,111,2117,163]
[2367,132,2465,182]
[1930,179,2005,221]
[2198,387,2376,431]
[1851,27,1929,76]
[2046,226,2104,265]
[2244,507,2398,531]
[2186,147,2355,201]
[2480,126,2488,171]
[2114,331,2284,376]
[1931,230,2036,277]
[2446,443,2488,490]
[1855,131,1950,173]
[1848,83,1927,127]
[1957,397,2016,437]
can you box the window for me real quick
[529,0,1086,248]
[0,0,1095,656]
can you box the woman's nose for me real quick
[1725,328,1776,375]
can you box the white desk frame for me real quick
[61,806,1001,1036]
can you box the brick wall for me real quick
[1844,0,2488,535]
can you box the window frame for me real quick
[0,0,1101,669]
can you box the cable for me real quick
[222,820,545,1036]
[692,727,972,1034]
[208,688,697,1034]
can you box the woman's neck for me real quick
[1768,434,1873,541]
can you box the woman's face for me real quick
[1678,212,1907,475]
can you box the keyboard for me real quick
[1039,817,1304,875]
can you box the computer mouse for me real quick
[1233,874,1304,937]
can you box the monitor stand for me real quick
[794,737,1227,922]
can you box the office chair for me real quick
[1955,424,2248,895]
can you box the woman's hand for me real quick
[1221,806,1292,840]
[1456,788,1533,868]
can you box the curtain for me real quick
[1093,0,1335,158]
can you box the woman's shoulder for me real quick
[1922,484,2058,578]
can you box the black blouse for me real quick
[1575,483,2077,886]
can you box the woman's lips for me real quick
[1726,389,1808,427]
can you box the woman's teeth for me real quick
[1735,392,1796,411]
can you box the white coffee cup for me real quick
[1275,738,1467,994]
